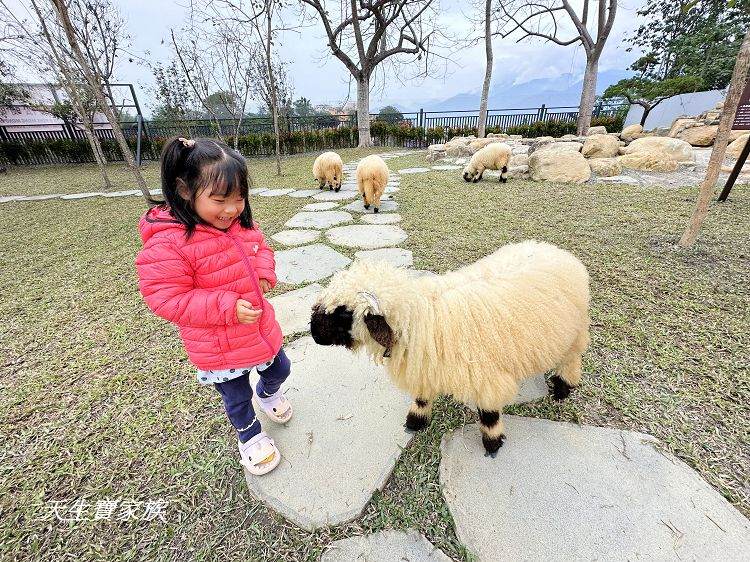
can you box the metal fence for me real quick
[0,103,628,165]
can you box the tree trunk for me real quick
[83,127,112,190]
[477,0,493,138]
[577,55,599,135]
[356,74,372,147]
[678,29,750,248]
[49,0,150,201]
[639,105,651,127]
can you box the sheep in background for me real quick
[463,142,512,183]
[356,154,389,213]
[310,240,590,457]
[313,151,344,192]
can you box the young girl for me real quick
[136,137,291,476]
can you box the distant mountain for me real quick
[394,69,633,113]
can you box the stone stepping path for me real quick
[303,202,339,211]
[432,164,462,171]
[343,199,398,214]
[312,190,359,201]
[361,213,402,224]
[355,248,413,268]
[268,284,321,335]
[322,530,451,562]
[398,167,430,174]
[244,337,413,530]
[326,225,407,250]
[60,192,104,199]
[257,188,295,197]
[440,417,750,561]
[288,189,322,198]
[285,210,352,229]
[275,244,351,284]
[271,229,320,246]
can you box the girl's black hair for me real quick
[153,137,254,236]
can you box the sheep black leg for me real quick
[478,408,505,457]
[405,398,432,432]
[500,166,508,183]
[549,374,574,401]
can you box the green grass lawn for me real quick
[1,150,748,561]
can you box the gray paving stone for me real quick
[598,175,639,185]
[18,193,65,201]
[360,213,402,224]
[312,190,359,201]
[326,225,407,249]
[276,244,351,284]
[268,284,321,335]
[0,195,26,203]
[257,188,295,197]
[244,337,413,530]
[354,248,413,268]
[271,229,321,246]
[60,192,104,200]
[302,201,339,211]
[514,374,548,404]
[431,165,462,170]
[287,189,321,198]
[398,167,430,174]
[440,417,750,561]
[342,199,399,214]
[285,211,353,229]
[250,187,269,195]
[102,189,141,198]
[322,530,451,562]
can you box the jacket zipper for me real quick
[228,233,274,356]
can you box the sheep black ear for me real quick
[364,313,395,357]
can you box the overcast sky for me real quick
[17,0,647,115]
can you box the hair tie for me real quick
[178,137,195,148]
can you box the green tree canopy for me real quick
[293,96,314,117]
[603,75,703,125]
[375,105,404,124]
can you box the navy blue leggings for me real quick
[214,349,291,443]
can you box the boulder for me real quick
[729,130,748,143]
[511,144,530,155]
[507,165,529,178]
[529,149,591,183]
[623,137,694,162]
[677,125,718,147]
[726,134,749,159]
[618,151,679,172]
[469,138,502,152]
[487,133,508,139]
[559,134,585,142]
[508,134,523,140]
[527,137,555,155]
[444,137,474,157]
[581,134,621,158]
[587,126,607,136]
[426,143,446,163]
[620,124,643,142]
[588,158,623,177]
[510,153,529,167]
[668,118,698,138]
[535,142,583,155]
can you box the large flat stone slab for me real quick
[326,225,407,249]
[303,202,339,211]
[102,189,141,198]
[285,211,353,229]
[257,188,295,197]
[312,190,359,201]
[355,248,413,268]
[441,417,750,561]
[19,193,66,201]
[288,189,322,198]
[398,167,430,174]
[271,229,320,246]
[60,192,104,199]
[514,374,548,404]
[268,284,321,335]
[244,337,413,530]
[432,165,462,170]
[360,213,402,224]
[322,530,451,562]
[342,200,398,214]
[276,244,351,284]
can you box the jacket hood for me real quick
[138,206,185,244]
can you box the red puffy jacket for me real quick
[135,206,283,370]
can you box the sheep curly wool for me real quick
[313,151,344,191]
[463,142,512,183]
[356,154,389,212]
[310,240,590,456]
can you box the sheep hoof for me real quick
[404,412,429,432]
[500,177,507,183]
[334,187,340,192]
[482,434,505,456]
[364,203,370,210]
[550,375,574,401]
[373,207,379,214]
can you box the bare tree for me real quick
[497,0,617,135]
[46,0,149,200]
[478,0,494,137]
[301,0,441,147]
[678,29,750,248]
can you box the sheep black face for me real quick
[462,171,473,182]
[310,304,354,348]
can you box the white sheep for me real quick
[310,240,590,456]
[463,142,512,183]
[313,151,344,192]
[356,154,389,213]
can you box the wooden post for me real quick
[678,30,750,248]
[717,78,750,202]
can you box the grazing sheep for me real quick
[310,240,590,457]
[313,151,344,192]
[463,142,512,183]
[356,154,389,213]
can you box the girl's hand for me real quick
[236,299,262,324]
[259,279,272,293]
